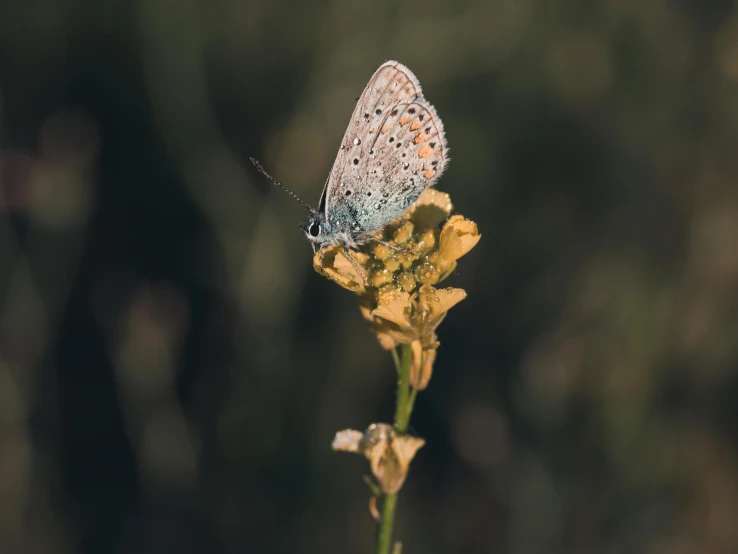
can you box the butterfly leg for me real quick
[368,237,413,256]
[343,247,367,285]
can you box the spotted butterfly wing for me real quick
[321,61,448,240]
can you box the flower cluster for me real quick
[313,189,480,389]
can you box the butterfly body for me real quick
[303,60,448,252]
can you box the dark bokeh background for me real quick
[2,1,738,553]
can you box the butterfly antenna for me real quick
[250,157,314,214]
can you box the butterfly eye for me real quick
[309,222,321,237]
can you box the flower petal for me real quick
[371,289,412,328]
[375,332,401,350]
[331,429,365,453]
[437,215,481,264]
[409,189,454,231]
[419,285,467,324]
[313,246,369,293]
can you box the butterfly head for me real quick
[301,210,331,247]
[301,210,360,251]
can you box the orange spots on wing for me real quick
[424,168,435,178]
[418,145,433,158]
[410,120,422,131]
[382,123,391,133]
[414,131,428,144]
[400,116,411,125]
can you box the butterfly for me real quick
[252,60,448,268]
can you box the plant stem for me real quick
[393,344,412,433]
[375,493,398,554]
[376,344,416,554]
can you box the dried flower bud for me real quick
[332,424,425,494]
[409,340,437,390]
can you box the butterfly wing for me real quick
[321,61,448,234]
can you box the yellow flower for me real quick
[313,189,480,390]
[332,423,425,494]
[432,215,482,281]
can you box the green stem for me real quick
[393,344,412,433]
[375,492,398,554]
[376,344,416,554]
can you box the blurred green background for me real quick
[2,0,738,553]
